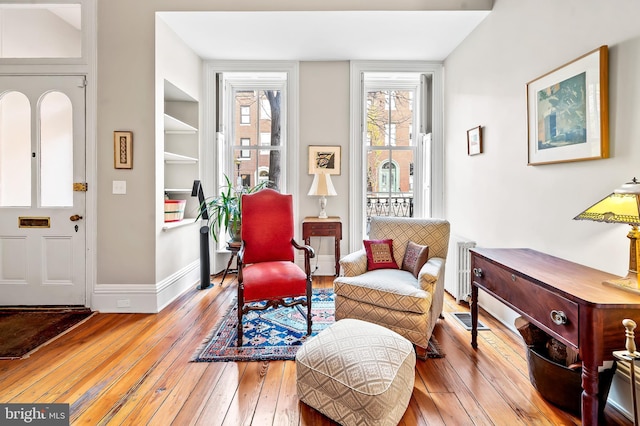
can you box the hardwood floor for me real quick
[0,275,632,425]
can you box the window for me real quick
[240,138,250,158]
[40,91,73,207]
[0,89,73,207]
[0,92,31,206]
[240,106,250,125]
[350,64,443,247]
[218,71,289,192]
[230,89,283,189]
[204,62,299,252]
[366,85,417,222]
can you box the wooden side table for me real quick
[302,216,342,276]
[220,242,240,285]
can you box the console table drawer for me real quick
[473,256,579,347]
[303,223,341,237]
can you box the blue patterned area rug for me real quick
[191,288,443,362]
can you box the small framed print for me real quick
[467,126,483,156]
[308,145,341,175]
[114,131,133,169]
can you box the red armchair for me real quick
[237,188,315,346]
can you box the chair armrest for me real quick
[292,239,315,258]
[339,249,368,277]
[418,257,444,294]
[292,238,315,276]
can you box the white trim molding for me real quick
[92,260,199,313]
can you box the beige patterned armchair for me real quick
[333,217,450,351]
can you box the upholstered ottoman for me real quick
[295,318,416,426]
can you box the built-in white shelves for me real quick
[164,113,197,134]
[163,80,199,223]
[164,151,197,164]
[161,218,198,231]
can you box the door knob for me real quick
[70,215,83,221]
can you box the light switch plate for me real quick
[112,180,126,194]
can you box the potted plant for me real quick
[199,174,268,244]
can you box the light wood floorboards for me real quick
[0,276,631,425]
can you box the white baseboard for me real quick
[92,260,200,313]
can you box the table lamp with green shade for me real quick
[574,177,640,293]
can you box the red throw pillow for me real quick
[401,241,429,278]
[363,239,399,271]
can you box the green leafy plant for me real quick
[199,174,268,243]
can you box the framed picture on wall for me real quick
[114,131,133,169]
[308,145,341,175]
[467,126,483,156]
[526,46,609,165]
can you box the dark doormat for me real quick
[451,312,490,331]
[0,306,95,359]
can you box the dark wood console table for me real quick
[302,217,342,276]
[470,248,640,426]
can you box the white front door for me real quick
[0,75,86,306]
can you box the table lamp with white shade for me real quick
[308,173,337,219]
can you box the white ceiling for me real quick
[159,11,490,62]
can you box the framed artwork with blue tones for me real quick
[527,46,609,165]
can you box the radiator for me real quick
[445,236,477,303]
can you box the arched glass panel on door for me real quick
[0,91,31,207]
[40,91,73,207]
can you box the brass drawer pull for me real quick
[550,310,568,325]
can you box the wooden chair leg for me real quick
[307,301,312,335]
[237,282,244,347]
[306,286,312,335]
[237,306,243,347]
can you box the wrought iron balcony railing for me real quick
[366,195,413,218]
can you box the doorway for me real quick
[0,75,86,306]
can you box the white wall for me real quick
[299,61,350,274]
[444,0,640,418]
[445,0,640,311]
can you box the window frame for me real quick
[225,84,285,189]
[202,61,300,254]
[349,61,444,252]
